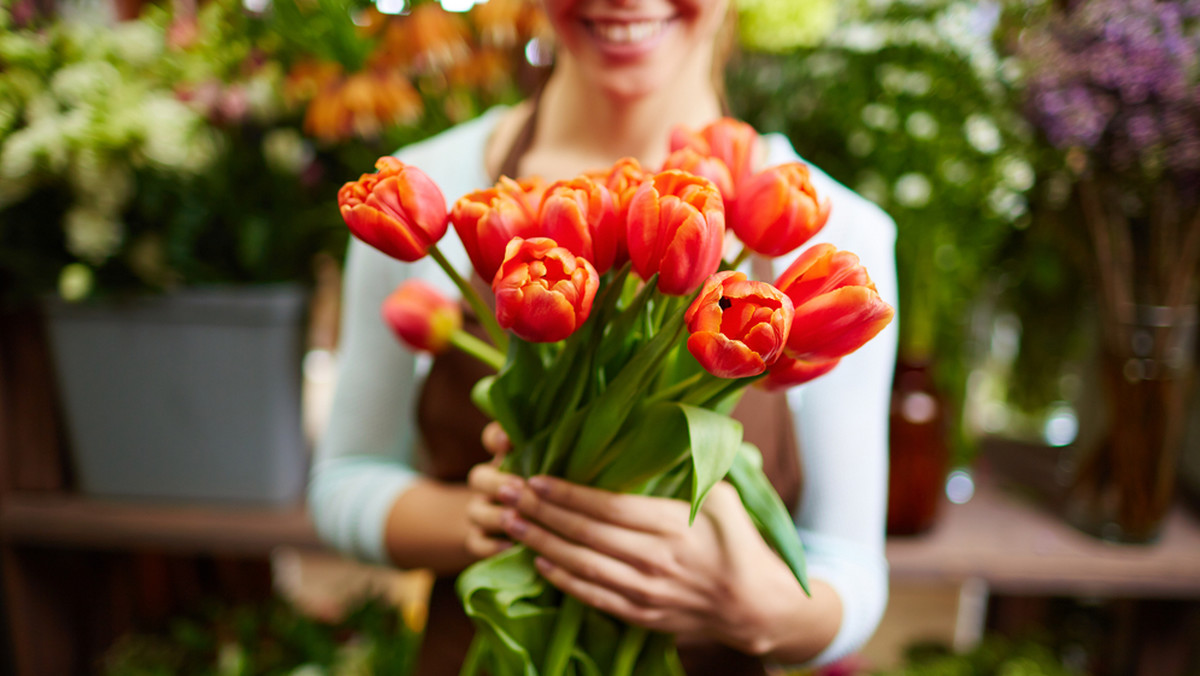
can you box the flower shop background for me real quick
[0,0,1198,674]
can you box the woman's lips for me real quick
[580,17,675,58]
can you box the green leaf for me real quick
[727,443,810,595]
[456,546,556,676]
[590,403,690,492]
[678,404,743,524]
[489,339,548,450]
[471,376,497,419]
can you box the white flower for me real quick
[998,155,1035,192]
[940,158,973,186]
[847,130,874,157]
[837,23,887,51]
[64,206,123,264]
[894,172,932,208]
[987,186,1027,222]
[111,21,163,67]
[70,150,134,213]
[262,128,313,175]
[50,61,120,105]
[906,111,939,140]
[58,263,94,302]
[965,114,1002,154]
[861,103,898,131]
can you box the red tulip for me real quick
[538,176,620,274]
[492,237,600,343]
[685,271,794,379]
[761,355,841,391]
[450,176,544,281]
[338,156,448,262]
[592,157,649,223]
[381,279,462,354]
[731,163,831,257]
[626,170,726,296]
[775,243,894,362]
[669,117,759,189]
[661,147,735,206]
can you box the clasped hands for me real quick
[465,422,808,658]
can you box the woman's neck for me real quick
[517,59,725,181]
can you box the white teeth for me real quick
[590,19,666,44]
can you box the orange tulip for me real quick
[382,279,462,354]
[626,170,725,296]
[451,176,545,281]
[492,237,600,343]
[775,243,894,362]
[731,163,831,257]
[685,271,794,379]
[669,117,759,190]
[338,157,448,262]
[661,147,735,206]
[761,355,841,391]
[538,176,620,274]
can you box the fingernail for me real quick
[496,482,520,505]
[534,557,554,573]
[505,512,528,538]
[528,476,551,497]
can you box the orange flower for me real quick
[775,243,894,362]
[451,176,545,281]
[731,163,831,257]
[493,237,600,343]
[339,157,448,262]
[405,3,472,73]
[472,0,525,48]
[662,146,735,206]
[304,71,423,143]
[382,280,462,354]
[539,176,620,274]
[669,117,760,190]
[626,170,725,296]
[685,271,793,378]
[761,356,841,391]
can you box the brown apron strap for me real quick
[494,85,545,183]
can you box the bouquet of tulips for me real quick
[337,118,894,676]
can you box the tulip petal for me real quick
[788,286,895,362]
[687,332,766,379]
[762,356,841,391]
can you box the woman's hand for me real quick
[463,422,518,559]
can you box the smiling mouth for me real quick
[583,18,673,45]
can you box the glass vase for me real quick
[1066,304,1197,543]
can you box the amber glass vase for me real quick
[887,360,950,535]
[1066,305,1197,543]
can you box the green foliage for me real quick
[100,595,421,676]
[880,636,1083,676]
[726,0,1038,461]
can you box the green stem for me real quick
[429,244,509,352]
[729,246,753,271]
[459,635,487,676]
[449,329,505,371]
[543,595,585,676]
[611,625,649,676]
[646,371,708,405]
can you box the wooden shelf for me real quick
[886,473,1200,598]
[0,492,321,556]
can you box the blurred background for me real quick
[0,0,1197,673]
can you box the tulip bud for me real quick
[685,271,794,379]
[338,157,449,262]
[775,243,894,362]
[731,163,831,258]
[450,176,544,281]
[538,176,620,274]
[669,117,759,189]
[761,355,841,391]
[492,237,600,343]
[626,170,725,296]
[381,279,462,354]
[661,147,735,206]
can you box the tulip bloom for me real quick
[669,117,759,189]
[381,279,462,354]
[762,355,841,391]
[731,163,831,258]
[338,157,448,262]
[493,237,599,343]
[626,170,726,296]
[661,147,735,206]
[685,271,794,379]
[538,176,620,274]
[775,243,894,362]
[450,176,544,281]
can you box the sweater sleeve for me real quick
[763,135,899,666]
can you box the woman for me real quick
[308,0,899,673]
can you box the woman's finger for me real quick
[533,557,672,632]
[465,526,511,559]
[481,421,512,459]
[467,462,522,500]
[524,475,689,533]
[465,494,509,536]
